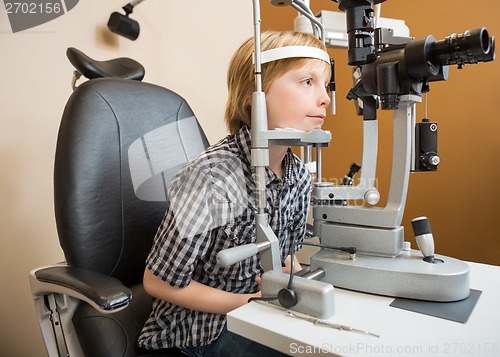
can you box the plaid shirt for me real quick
[138,126,311,349]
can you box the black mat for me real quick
[389,289,482,323]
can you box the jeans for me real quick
[181,325,287,357]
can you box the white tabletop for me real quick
[227,262,500,356]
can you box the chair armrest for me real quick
[30,265,132,313]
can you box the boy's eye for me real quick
[303,78,312,86]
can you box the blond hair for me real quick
[224,31,330,135]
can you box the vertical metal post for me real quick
[315,144,322,183]
[251,0,281,272]
[44,294,69,357]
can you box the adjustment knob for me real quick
[422,152,440,168]
[364,188,380,205]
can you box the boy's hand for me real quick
[254,276,262,291]
[253,254,302,294]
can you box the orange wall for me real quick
[262,0,500,265]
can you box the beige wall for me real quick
[0,1,251,355]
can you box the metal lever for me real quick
[286,311,380,338]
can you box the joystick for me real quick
[411,216,443,263]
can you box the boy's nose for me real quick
[318,87,331,107]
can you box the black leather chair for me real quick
[29,67,209,356]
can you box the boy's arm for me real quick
[143,268,260,315]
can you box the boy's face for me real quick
[265,59,331,132]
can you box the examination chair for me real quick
[29,50,209,356]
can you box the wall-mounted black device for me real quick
[108,1,145,41]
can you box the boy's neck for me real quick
[268,145,288,178]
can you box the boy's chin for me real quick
[306,124,324,132]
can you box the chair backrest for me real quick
[54,77,209,287]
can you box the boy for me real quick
[138,30,331,356]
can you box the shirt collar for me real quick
[235,126,299,186]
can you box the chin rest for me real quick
[67,47,145,80]
[30,75,208,356]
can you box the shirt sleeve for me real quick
[146,163,217,288]
[146,153,251,288]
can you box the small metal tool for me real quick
[286,311,380,338]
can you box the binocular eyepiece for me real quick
[405,28,495,80]
[360,27,495,109]
[436,28,495,65]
